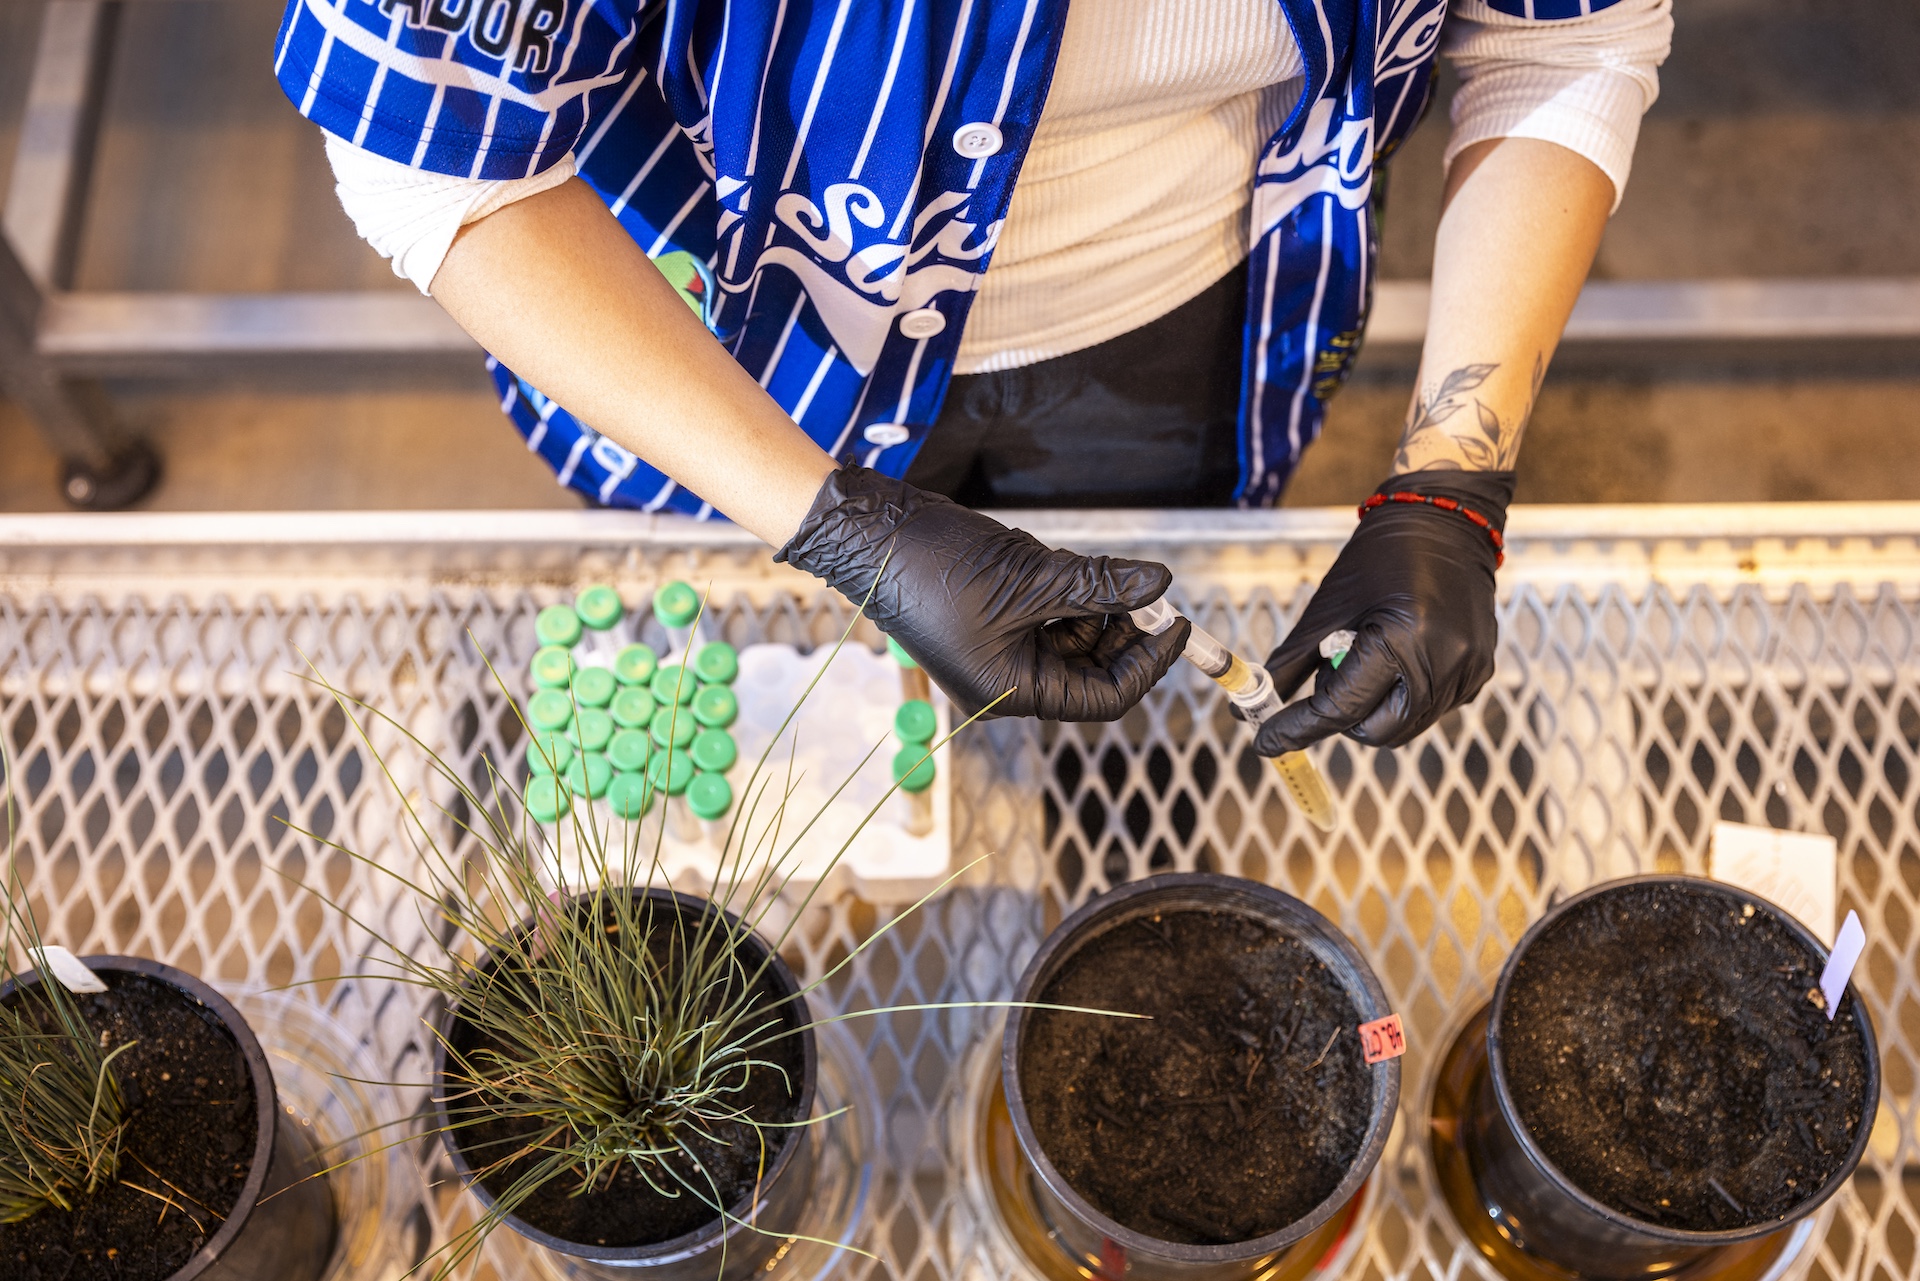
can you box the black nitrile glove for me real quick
[1253,471,1514,754]
[775,466,1190,721]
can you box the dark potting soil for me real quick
[1020,907,1373,1246]
[450,910,808,1250]
[0,972,261,1281]
[1501,881,1872,1232]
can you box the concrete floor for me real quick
[1,0,1917,514]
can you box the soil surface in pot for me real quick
[0,971,261,1281]
[1021,906,1372,1246]
[449,907,808,1250]
[1501,881,1872,1232]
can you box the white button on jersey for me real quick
[951,122,1003,159]
[863,423,912,447]
[898,308,947,339]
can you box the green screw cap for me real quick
[536,604,584,649]
[571,666,617,709]
[530,646,576,689]
[524,730,575,776]
[650,706,697,749]
[690,728,737,773]
[647,746,695,795]
[528,689,574,733]
[614,643,659,687]
[611,687,656,730]
[892,745,936,793]
[650,665,696,706]
[894,699,937,744]
[608,728,652,774]
[606,771,654,819]
[693,641,738,685]
[576,584,623,631]
[688,772,733,820]
[654,581,700,628]
[570,708,614,753]
[525,773,572,823]
[886,635,919,669]
[692,683,737,729]
[565,752,613,799]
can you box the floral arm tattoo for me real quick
[1393,352,1545,472]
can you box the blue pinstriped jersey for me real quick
[274,0,1617,518]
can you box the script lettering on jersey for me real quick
[379,0,565,74]
[728,182,999,374]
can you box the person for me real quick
[274,0,1670,749]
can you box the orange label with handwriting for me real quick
[1358,1014,1405,1064]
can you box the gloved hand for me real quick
[1252,471,1513,754]
[775,466,1190,720]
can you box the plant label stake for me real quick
[27,945,106,994]
[1358,1013,1406,1064]
[1819,910,1866,1022]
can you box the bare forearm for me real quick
[1395,138,1614,473]
[431,178,835,545]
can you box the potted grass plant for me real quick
[1463,875,1878,1280]
[1001,872,1400,1281]
[292,604,1122,1279]
[0,787,335,1281]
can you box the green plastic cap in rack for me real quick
[886,635,919,669]
[688,772,733,820]
[607,728,652,774]
[650,706,697,749]
[571,666,616,709]
[576,584,623,631]
[654,581,700,628]
[892,745,936,793]
[524,730,575,776]
[693,641,738,685]
[528,689,574,733]
[570,708,614,753]
[606,771,654,819]
[526,773,572,823]
[690,728,737,773]
[614,643,659,687]
[536,604,584,649]
[894,699,937,744]
[610,687,656,730]
[530,646,576,689]
[650,665,696,706]
[692,684,737,729]
[565,753,613,799]
[646,746,695,795]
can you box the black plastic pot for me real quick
[2,956,337,1281]
[431,887,818,1281]
[1470,875,1881,1280]
[1002,873,1400,1281]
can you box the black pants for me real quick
[905,262,1248,508]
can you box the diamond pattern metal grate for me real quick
[1,514,1916,1281]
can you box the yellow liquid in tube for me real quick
[1132,602,1338,833]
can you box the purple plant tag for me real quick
[1819,910,1866,1022]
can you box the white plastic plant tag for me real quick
[1710,821,1837,944]
[1819,911,1865,1022]
[27,945,106,994]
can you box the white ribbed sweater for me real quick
[327,0,1672,372]
[954,0,1672,372]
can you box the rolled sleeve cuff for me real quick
[1444,65,1648,211]
[325,132,576,295]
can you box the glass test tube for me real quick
[1130,599,1337,833]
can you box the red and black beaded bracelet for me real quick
[1357,491,1506,568]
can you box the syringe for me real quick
[1131,598,1340,833]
